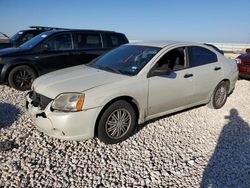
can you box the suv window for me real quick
[43,33,72,51]
[73,33,102,49]
[106,34,126,48]
[22,33,35,43]
[155,47,186,71]
[188,46,217,67]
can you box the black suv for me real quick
[0,29,129,90]
[0,26,67,49]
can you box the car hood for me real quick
[33,65,129,99]
[0,47,27,56]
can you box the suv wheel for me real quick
[97,100,136,144]
[8,65,37,91]
[208,81,228,109]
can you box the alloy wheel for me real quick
[13,70,34,88]
[214,85,227,107]
[105,108,132,139]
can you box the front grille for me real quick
[29,91,52,110]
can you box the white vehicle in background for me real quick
[26,41,238,144]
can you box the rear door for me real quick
[72,32,106,65]
[187,46,224,102]
[104,33,129,50]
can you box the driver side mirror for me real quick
[149,66,172,77]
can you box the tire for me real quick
[208,81,228,109]
[97,100,136,144]
[8,65,37,91]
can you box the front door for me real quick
[147,47,195,117]
[36,33,74,74]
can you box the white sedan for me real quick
[26,41,238,144]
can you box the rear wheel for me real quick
[208,81,228,109]
[97,100,136,144]
[8,65,37,91]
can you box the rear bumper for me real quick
[229,70,238,93]
[239,73,250,79]
[238,64,250,76]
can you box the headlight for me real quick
[51,93,85,112]
[235,58,242,64]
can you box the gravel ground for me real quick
[0,80,250,188]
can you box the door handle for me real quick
[184,73,193,78]
[214,67,221,71]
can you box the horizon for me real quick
[0,0,250,44]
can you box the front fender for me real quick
[82,77,148,123]
[0,60,40,83]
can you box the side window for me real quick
[22,33,35,42]
[73,33,102,49]
[43,34,72,51]
[155,47,186,71]
[188,46,217,67]
[106,34,126,48]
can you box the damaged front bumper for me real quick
[26,93,102,141]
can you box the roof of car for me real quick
[44,29,124,34]
[129,40,195,48]
[18,29,44,33]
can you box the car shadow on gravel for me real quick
[133,105,204,136]
[0,102,21,129]
[201,108,250,188]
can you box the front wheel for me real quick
[8,65,37,91]
[97,100,136,144]
[208,81,228,109]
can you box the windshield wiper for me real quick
[104,66,121,74]
[96,65,121,74]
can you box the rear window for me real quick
[106,34,127,48]
[188,46,218,67]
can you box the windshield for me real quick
[10,31,24,41]
[90,45,161,76]
[19,31,51,49]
